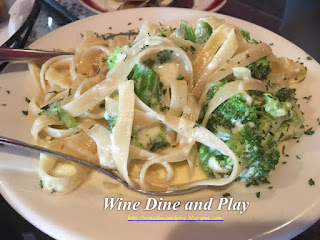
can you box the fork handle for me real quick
[0,48,72,62]
[0,136,123,183]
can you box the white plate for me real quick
[0,8,319,240]
[79,0,227,14]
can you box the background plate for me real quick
[79,0,227,13]
[0,7,319,240]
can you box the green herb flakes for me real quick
[177,75,184,80]
[304,127,315,135]
[308,178,315,186]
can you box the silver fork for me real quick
[0,136,206,196]
[0,48,73,62]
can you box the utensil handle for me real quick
[0,136,123,183]
[0,48,72,61]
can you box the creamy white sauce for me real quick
[134,125,163,147]
[51,162,77,177]
[153,62,180,88]
[232,67,251,80]
[208,157,229,173]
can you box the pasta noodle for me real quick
[28,16,307,193]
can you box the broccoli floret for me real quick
[264,93,292,118]
[176,20,197,43]
[107,45,129,69]
[274,88,297,102]
[38,99,77,128]
[274,108,304,141]
[240,29,259,44]
[200,80,229,122]
[195,21,212,44]
[155,50,173,64]
[131,62,161,110]
[198,144,233,178]
[246,57,271,81]
[199,125,279,183]
[229,125,279,183]
[216,93,250,122]
[197,82,302,184]
[131,125,168,152]
[144,50,173,68]
[105,115,117,132]
[206,93,251,133]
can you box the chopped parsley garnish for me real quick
[39,179,43,189]
[128,22,132,25]
[269,43,274,45]
[22,110,28,116]
[256,192,261,198]
[6,90,10,94]
[177,75,184,80]
[172,143,179,148]
[181,46,196,54]
[50,189,57,194]
[268,186,273,190]
[306,56,313,60]
[259,178,270,184]
[296,155,301,159]
[303,95,312,101]
[25,97,30,103]
[160,106,170,111]
[88,125,95,129]
[162,89,167,95]
[304,127,315,135]
[1,104,6,106]
[48,91,58,94]
[308,178,315,186]
[222,193,231,197]
[99,103,105,108]
[193,123,202,128]
[68,88,72,97]
[219,68,225,71]
[50,137,55,141]
[101,57,108,62]
[246,54,250,58]
[282,161,287,164]
[278,132,285,141]
[282,145,286,154]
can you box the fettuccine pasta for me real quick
[28,16,307,193]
